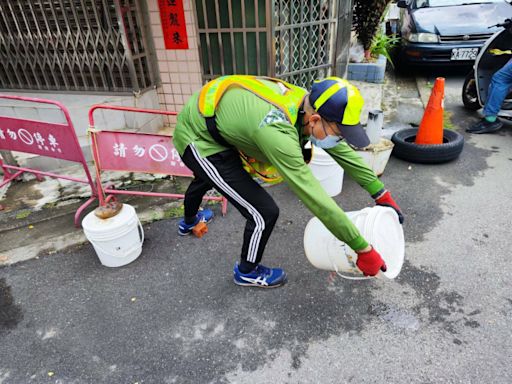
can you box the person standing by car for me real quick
[172,75,404,288]
[467,57,512,134]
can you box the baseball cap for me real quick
[309,77,370,148]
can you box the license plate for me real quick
[451,48,478,61]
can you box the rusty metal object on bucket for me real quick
[192,221,208,238]
[94,201,123,219]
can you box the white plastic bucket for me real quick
[308,146,344,197]
[356,138,394,176]
[82,204,144,267]
[303,206,404,279]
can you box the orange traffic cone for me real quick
[415,77,445,145]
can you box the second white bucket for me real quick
[303,206,404,279]
[308,145,344,197]
[82,204,144,268]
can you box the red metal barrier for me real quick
[88,105,228,215]
[0,94,97,227]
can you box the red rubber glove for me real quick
[374,190,404,224]
[356,247,387,276]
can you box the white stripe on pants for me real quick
[189,144,265,263]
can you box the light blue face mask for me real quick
[309,119,342,149]
[309,134,341,149]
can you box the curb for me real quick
[0,200,191,267]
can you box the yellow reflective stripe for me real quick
[313,82,345,111]
[237,77,298,123]
[198,75,306,125]
[198,81,215,116]
[213,80,235,110]
[341,84,364,125]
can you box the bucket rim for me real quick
[82,204,138,236]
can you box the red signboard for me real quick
[158,0,188,50]
[0,95,97,227]
[88,104,228,215]
[0,115,85,163]
[94,130,193,177]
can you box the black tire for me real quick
[391,128,464,164]
[394,49,413,76]
[462,71,481,111]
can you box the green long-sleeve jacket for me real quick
[173,81,385,251]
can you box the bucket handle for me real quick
[329,245,373,281]
[91,219,144,258]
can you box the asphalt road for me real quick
[1,68,512,384]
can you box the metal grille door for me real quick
[194,0,269,82]
[194,0,338,88]
[273,0,337,88]
[0,0,154,93]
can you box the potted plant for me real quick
[348,0,399,83]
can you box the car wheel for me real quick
[391,128,464,164]
[394,50,413,76]
[462,71,481,111]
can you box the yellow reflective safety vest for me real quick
[197,75,308,184]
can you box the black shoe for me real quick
[466,118,503,134]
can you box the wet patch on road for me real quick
[0,278,23,333]
[368,302,420,331]
[393,103,495,245]
[397,261,481,335]
[141,269,385,383]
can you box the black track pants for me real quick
[180,144,279,265]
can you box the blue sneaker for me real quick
[178,208,214,236]
[233,263,287,288]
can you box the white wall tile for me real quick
[186,50,198,62]
[156,49,167,61]
[166,50,177,61]
[180,83,191,95]
[178,73,189,84]
[154,37,165,50]
[189,73,202,83]
[147,0,158,12]
[165,94,175,105]
[176,50,188,61]
[149,11,161,25]
[190,83,202,92]
[169,63,179,73]
[170,73,180,83]
[171,84,181,94]
[177,62,189,72]
[162,84,173,94]
[161,72,171,84]
[174,94,183,105]
[152,25,163,38]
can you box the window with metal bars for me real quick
[0,0,155,93]
[194,0,269,81]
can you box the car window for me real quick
[415,0,502,7]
